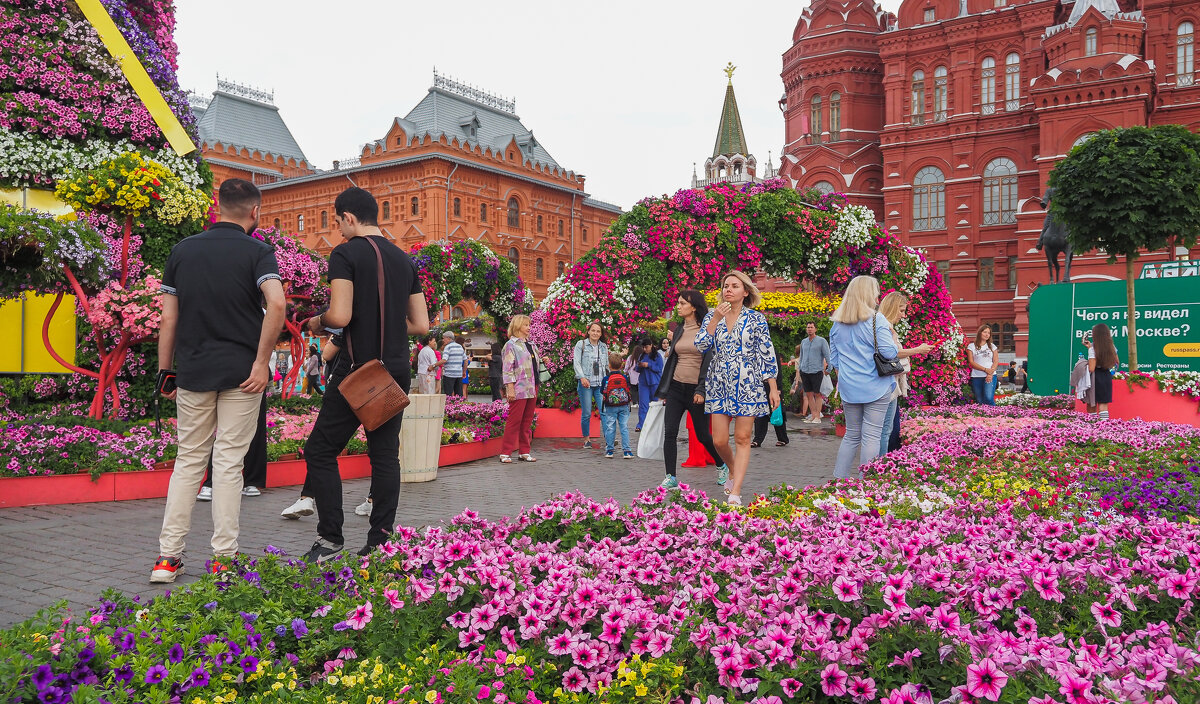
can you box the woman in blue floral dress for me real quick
[694,270,780,506]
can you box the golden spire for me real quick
[724,62,736,85]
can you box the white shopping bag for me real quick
[636,400,666,460]
[820,373,835,398]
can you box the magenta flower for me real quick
[832,575,862,601]
[848,675,877,700]
[344,601,372,630]
[821,663,849,697]
[1090,602,1122,628]
[965,658,1008,701]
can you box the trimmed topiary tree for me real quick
[1048,125,1200,371]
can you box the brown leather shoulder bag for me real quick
[338,236,411,431]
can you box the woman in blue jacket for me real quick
[633,337,664,431]
[828,275,900,479]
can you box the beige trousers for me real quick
[159,388,262,557]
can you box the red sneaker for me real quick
[150,555,184,583]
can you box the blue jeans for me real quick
[602,405,631,454]
[970,376,996,405]
[834,394,892,480]
[578,381,604,437]
[879,398,898,457]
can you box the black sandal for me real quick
[776,441,789,447]
[750,441,761,448]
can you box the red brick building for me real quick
[191,73,622,314]
[781,0,1200,356]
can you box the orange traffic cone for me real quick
[680,413,714,467]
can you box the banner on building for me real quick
[1027,277,1200,396]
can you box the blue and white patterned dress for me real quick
[694,308,779,417]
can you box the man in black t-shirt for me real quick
[151,179,286,584]
[299,187,430,562]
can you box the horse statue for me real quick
[1036,187,1072,283]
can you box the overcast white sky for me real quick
[176,0,902,210]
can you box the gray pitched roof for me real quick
[196,90,308,162]
[400,88,560,169]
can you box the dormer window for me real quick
[459,115,480,140]
[923,8,935,22]
[1085,28,1098,57]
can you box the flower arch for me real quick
[532,179,965,403]
[411,240,533,326]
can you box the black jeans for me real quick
[662,381,723,477]
[442,376,463,396]
[303,375,405,548]
[307,374,324,396]
[490,375,503,402]
[753,382,788,445]
[203,393,267,488]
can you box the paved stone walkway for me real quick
[0,420,838,627]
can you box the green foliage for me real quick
[268,394,323,414]
[0,204,109,299]
[1049,125,1200,261]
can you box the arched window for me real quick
[320,210,328,229]
[273,218,280,230]
[912,166,946,231]
[810,95,822,144]
[557,261,565,276]
[558,219,564,237]
[1004,53,1021,111]
[982,158,1018,225]
[297,214,304,232]
[409,197,418,217]
[981,57,996,114]
[453,197,461,217]
[480,202,487,222]
[829,91,841,141]
[537,214,543,232]
[536,258,544,279]
[911,70,926,125]
[1179,22,1195,86]
[1085,28,1098,57]
[582,227,589,243]
[507,197,520,227]
[451,307,465,320]
[933,66,948,122]
[813,180,835,195]
[1072,132,1097,149]
[506,247,520,270]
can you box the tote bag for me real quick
[769,404,785,427]
[636,400,666,460]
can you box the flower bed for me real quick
[5,409,1200,703]
[1,399,514,480]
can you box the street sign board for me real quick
[1027,277,1200,396]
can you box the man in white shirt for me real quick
[416,334,443,394]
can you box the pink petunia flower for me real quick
[965,658,1008,702]
[345,602,372,630]
[821,663,849,697]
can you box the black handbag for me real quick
[872,305,905,377]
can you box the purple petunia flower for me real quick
[143,663,168,684]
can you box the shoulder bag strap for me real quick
[872,305,880,354]
[345,236,388,368]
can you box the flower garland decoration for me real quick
[410,239,531,324]
[54,152,209,225]
[0,204,109,298]
[536,180,964,403]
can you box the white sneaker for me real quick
[281,496,315,519]
[197,486,212,501]
[355,498,372,516]
[241,486,261,497]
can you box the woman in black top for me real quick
[1087,323,1119,420]
[485,339,505,401]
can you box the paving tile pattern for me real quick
[0,419,839,627]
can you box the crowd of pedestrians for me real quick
[154,183,962,578]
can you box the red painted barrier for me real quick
[0,445,485,510]
[531,408,603,438]
[1074,380,1200,427]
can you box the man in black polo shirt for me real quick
[300,186,430,562]
[151,179,286,583]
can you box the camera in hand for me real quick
[156,369,177,395]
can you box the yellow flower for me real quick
[425,690,438,703]
[636,685,648,696]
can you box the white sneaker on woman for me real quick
[355,497,372,516]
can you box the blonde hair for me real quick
[507,314,532,338]
[722,270,762,308]
[830,275,881,324]
[878,291,910,325]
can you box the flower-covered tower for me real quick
[693,64,760,187]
